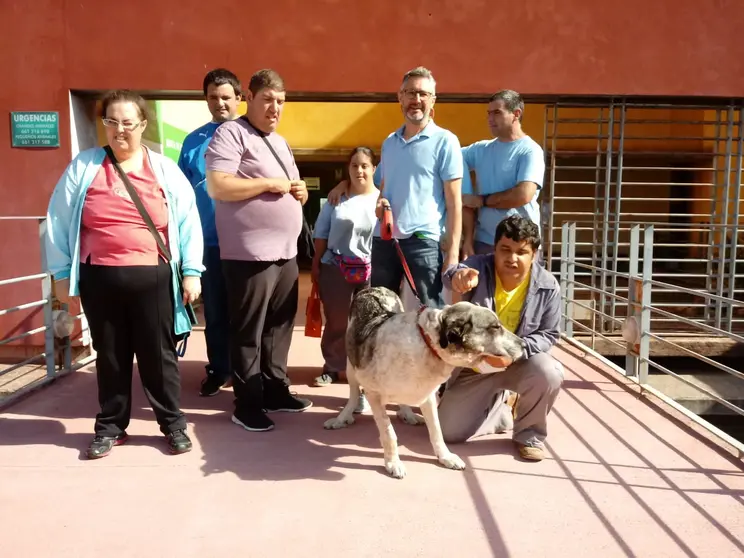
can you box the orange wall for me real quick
[2,0,744,349]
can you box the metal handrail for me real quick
[0,273,48,287]
[0,299,48,317]
[0,326,48,347]
[559,221,744,458]
[646,332,744,381]
[562,260,744,308]
[639,356,744,418]
[0,216,92,405]
[559,219,744,230]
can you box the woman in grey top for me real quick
[312,147,379,386]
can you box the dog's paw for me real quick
[384,459,407,479]
[397,408,426,426]
[438,452,466,471]
[323,415,354,430]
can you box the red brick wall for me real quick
[1,0,743,347]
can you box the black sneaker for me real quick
[86,432,128,459]
[199,371,227,397]
[264,391,313,413]
[232,410,275,432]
[166,429,193,454]
[313,371,339,387]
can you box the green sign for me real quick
[10,111,60,148]
[161,121,188,164]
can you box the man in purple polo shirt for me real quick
[205,69,311,432]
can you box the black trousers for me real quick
[222,258,298,414]
[78,260,186,437]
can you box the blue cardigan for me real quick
[45,146,205,337]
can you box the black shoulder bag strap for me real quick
[240,116,290,178]
[239,117,315,260]
[103,147,198,348]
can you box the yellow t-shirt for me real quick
[495,271,531,333]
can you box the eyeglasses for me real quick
[402,89,435,100]
[101,118,143,131]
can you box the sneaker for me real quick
[493,408,514,434]
[506,391,519,419]
[86,432,128,459]
[515,442,545,462]
[313,371,339,387]
[199,371,227,397]
[264,391,313,413]
[166,429,193,454]
[354,392,370,414]
[232,410,275,432]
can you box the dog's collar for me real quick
[416,306,443,361]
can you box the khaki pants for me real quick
[438,352,564,448]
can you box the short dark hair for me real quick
[347,146,377,166]
[494,215,541,251]
[249,69,285,96]
[402,66,436,89]
[489,89,524,120]
[100,89,149,121]
[202,68,242,97]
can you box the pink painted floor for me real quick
[1,331,743,558]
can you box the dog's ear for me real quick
[439,315,470,349]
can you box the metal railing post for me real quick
[600,102,616,334]
[625,224,641,377]
[715,105,735,331]
[639,225,654,385]
[560,222,569,333]
[704,110,722,326]
[725,103,743,329]
[610,101,627,332]
[62,302,72,373]
[566,223,577,337]
[38,219,56,379]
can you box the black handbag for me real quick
[240,116,315,264]
[103,146,199,333]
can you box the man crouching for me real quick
[440,214,564,461]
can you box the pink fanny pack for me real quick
[333,253,371,284]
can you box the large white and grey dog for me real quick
[324,286,525,479]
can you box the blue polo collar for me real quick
[394,119,440,142]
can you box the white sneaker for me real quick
[354,392,370,414]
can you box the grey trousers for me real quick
[318,262,368,374]
[438,352,564,448]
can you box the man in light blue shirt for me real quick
[460,90,545,257]
[178,68,242,397]
[372,66,463,307]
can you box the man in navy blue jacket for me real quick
[178,68,242,396]
[440,215,564,461]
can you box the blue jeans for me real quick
[371,236,444,308]
[202,245,231,383]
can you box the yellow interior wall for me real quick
[91,98,720,156]
[275,103,709,153]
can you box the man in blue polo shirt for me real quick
[460,90,545,258]
[178,68,242,397]
[373,66,463,307]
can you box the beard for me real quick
[405,106,430,124]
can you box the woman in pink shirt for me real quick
[46,90,204,459]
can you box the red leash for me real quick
[380,205,442,360]
[380,205,424,308]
